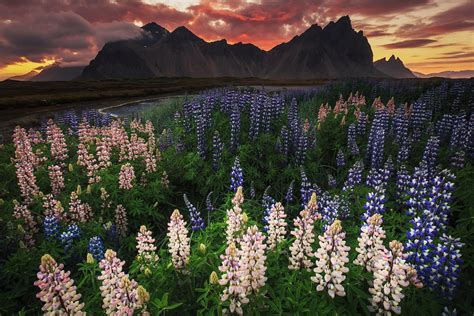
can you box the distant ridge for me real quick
[414,70,474,79]
[374,55,416,78]
[80,16,385,80]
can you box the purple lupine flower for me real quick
[361,189,386,221]
[249,98,261,140]
[396,164,410,202]
[184,194,205,231]
[342,160,364,192]
[59,224,81,251]
[296,129,308,165]
[212,131,223,171]
[280,126,289,161]
[300,167,313,208]
[328,174,337,188]
[428,234,463,300]
[356,111,366,135]
[230,104,241,151]
[421,136,440,177]
[88,236,105,261]
[43,215,60,239]
[336,149,345,168]
[250,181,256,199]
[285,180,294,204]
[347,123,359,156]
[206,191,214,213]
[195,106,206,159]
[450,150,465,169]
[230,157,244,192]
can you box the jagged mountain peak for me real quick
[374,55,415,78]
[142,22,169,34]
[170,26,203,42]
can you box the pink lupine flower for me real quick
[136,225,159,269]
[288,209,316,271]
[240,225,267,294]
[266,202,287,250]
[167,209,190,271]
[42,194,64,220]
[226,187,245,245]
[312,220,350,298]
[12,126,40,203]
[46,119,68,163]
[77,142,101,184]
[115,204,128,238]
[48,164,65,196]
[96,137,112,169]
[145,120,156,153]
[119,163,135,190]
[13,200,38,246]
[369,241,410,315]
[98,249,147,315]
[305,192,321,219]
[161,171,169,188]
[34,254,84,315]
[128,133,148,161]
[68,191,93,223]
[354,214,387,272]
[219,242,248,315]
[144,152,157,173]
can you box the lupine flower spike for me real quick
[167,209,191,271]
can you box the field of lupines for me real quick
[0,79,473,315]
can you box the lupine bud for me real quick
[210,271,219,285]
[199,243,207,254]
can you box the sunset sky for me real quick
[0,0,472,80]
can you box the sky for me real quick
[0,0,472,80]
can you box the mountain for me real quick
[374,55,416,78]
[32,65,85,81]
[413,70,474,79]
[8,70,39,81]
[80,16,384,80]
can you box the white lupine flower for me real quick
[240,225,267,294]
[289,209,317,271]
[266,202,287,250]
[369,240,410,315]
[312,220,350,298]
[167,209,190,271]
[354,214,387,272]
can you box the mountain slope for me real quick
[8,70,39,81]
[32,65,85,81]
[374,55,416,78]
[80,17,385,80]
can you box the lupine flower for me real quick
[119,163,135,190]
[362,189,386,221]
[88,236,105,261]
[312,220,350,298]
[300,167,313,208]
[328,174,337,188]
[226,187,245,245]
[68,191,93,223]
[206,191,214,212]
[42,194,64,220]
[114,204,128,239]
[184,193,205,231]
[369,241,410,315]
[354,214,386,272]
[161,170,170,188]
[59,224,81,251]
[43,215,60,239]
[289,209,318,271]
[336,148,345,168]
[34,254,84,315]
[212,131,224,171]
[46,119,69,163]
[347,123,359,156]
[13,126,40,203]
[285,180,294,204]
[13,201,38,246]
[136,225,159,269]
[266,202,287,250]
[343,160,364,191]
[230,157,244,192]
[98,249,146,315]
[219,242,248,315]
[167,209,191,271]
[48,165,65,196]
[250,181,256,199]
[427,234,463,299]
[240,225,267,295]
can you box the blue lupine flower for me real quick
[59,224,81,251]
[43,215,60,239]
[230,157,244,192]
[88,236,105,261]
[184,194,205,231]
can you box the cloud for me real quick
[428,52,474,60]
[0,10,144,68]
[382,39,437,49]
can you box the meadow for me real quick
[0,79,472,315]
